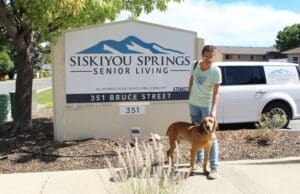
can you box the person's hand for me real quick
[210,109,216,118]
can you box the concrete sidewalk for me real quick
[0,157,299,194]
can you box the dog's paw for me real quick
[203,170,209,175]
[188,171,195,176]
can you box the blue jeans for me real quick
[189,103,219,170]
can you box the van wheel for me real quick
[262,102,291,129]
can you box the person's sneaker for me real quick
[207,169,219,179]
[194,162,202,170]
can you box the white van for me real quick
[215,62,300,128]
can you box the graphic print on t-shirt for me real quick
[196,75,207,85]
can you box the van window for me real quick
[296,66,300,80]
[220,66,266,85]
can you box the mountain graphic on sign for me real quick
[77,35,184,54]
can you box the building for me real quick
[214,46,279,62]
[282,47,300,65]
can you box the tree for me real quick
[0,0,182,131]
[275,23,300,51]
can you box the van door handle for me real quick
[256,90,266,94]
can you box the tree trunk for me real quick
[14,30,33,131]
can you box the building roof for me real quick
[215,46,277,55]
[282,47,300,54]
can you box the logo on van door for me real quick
[267,68,298,84]
[270,69,295,77]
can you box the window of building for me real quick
[292,56,299,64]
[225,54,232,60]
[250,55,254,60]
[263,55,267,61]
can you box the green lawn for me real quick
[37,88,53,109]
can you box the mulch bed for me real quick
[0,109,299,174]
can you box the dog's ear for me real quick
[198,121,206,132]
[199,120,204,127]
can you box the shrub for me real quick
[41,71,52,78]
[104,136,186,194]
[0,50,14,77]
[255,114,287,145]
[256,114,287,130]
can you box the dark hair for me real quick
[202,45,216,55]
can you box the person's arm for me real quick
[188,75,194,96]
[210,84,220,117]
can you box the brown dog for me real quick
[166,116,217,176]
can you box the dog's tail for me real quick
[166,124,173,136]
[166,126,170,136]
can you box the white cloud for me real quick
[117,0,300,47]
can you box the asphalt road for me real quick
[0,78,52,94]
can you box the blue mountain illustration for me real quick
[78,35,184,54]
[270,69,292,76]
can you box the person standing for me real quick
[188,45,222,179]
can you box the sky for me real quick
[117,0,300,47]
